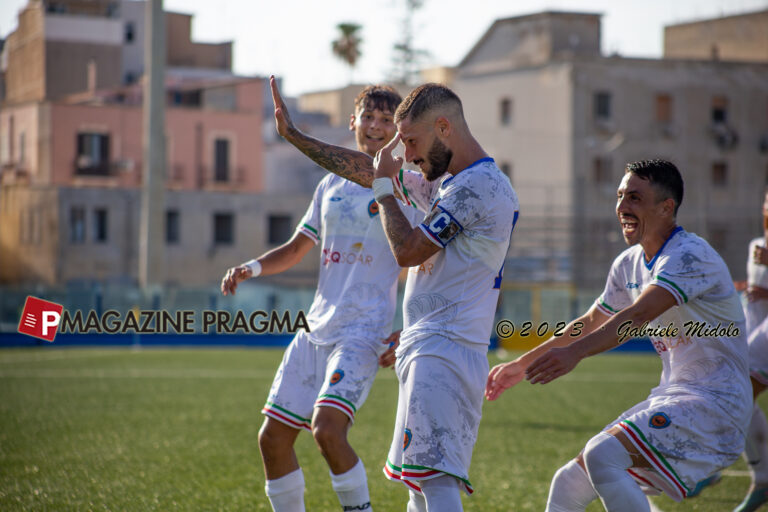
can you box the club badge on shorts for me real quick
[403,428,412,451]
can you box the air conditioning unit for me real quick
[710,123,738,150]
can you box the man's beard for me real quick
[424,137,453,181]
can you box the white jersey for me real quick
[298,174,421,347]
[746,236,768,333]
[393,158,519,348]
[597,227,751,418]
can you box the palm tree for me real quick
[332,23,362,82]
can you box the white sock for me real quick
[330,459,372,511]
[584,432,649,512]
[407,490,427,512]
[420,474,462,512]
[265,468,305,512]
[546,459,598,512]
[746,404,768,486]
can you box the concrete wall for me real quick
[664,10,768,62]
[0,185,318,286]
[3,4,46,104]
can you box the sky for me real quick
[1,0,767,96]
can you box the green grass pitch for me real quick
[0,347,764,511]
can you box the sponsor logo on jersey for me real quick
[322,248,374,266]
[368,199,379,217]
[403,428,412,451]
[330,369,345,386]
[626,282,640,289]
[649,412,671,429]
[330,196,343,202]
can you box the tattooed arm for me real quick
[373,135,440,267]
[377,195,440,267]
[270,76,374,187]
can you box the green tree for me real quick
[332,23,362,82]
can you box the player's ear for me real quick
[662,197,675,217]
[434,116,451,138]
[349,114,357,132]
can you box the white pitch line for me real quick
[0,368,276,379]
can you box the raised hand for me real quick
[373,133,403,180]
[269,75,295,139]
[485,360,526,401]
[220,265,253,296]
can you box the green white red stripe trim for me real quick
[596,297,619,316]
[298,223,319,244]
[315,394,356,420]
[618,420,689,499]
[262,402,311,432]
[383,459,474,495]
[395,169,413,207]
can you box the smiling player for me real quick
[486,160,751,511]
[222,84,421,512]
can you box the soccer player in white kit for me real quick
[221,84,421,512]
[270,78,518,511]
[486,160,752,511]
[732,188,768,512]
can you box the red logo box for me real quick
[17,296,64,342]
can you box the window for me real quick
[76,133,110,175]
[268,214,292,245]
[656,94,672,123]
[166,210,180,244]
[213,212,234,245]
[214,138,230,182]
[70,207,85,243]
[93,208,108,242]
[594,91,612,120]
[499,98,512,126]
[500,162,513,183]
[712,96,727,123]
[124,22,135,43]
[593,157,612,184]
[712,162,728,187]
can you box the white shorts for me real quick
[383,335,488,496]
[748,317,768,387]
[608,390,746,501]
[262,330,381,431]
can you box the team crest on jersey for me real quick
[649,412,671,429]
[403,428,412,451]
[368,199,379,217]
[330,196,343,202]
[330,369,345,386]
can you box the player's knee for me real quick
[583,432,632,484]
[311,411,349,452]
[258,419,295,456]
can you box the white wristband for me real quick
[372,178,394,202]
[243,259,262,277]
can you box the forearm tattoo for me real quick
[287,127,374,187]
[379,195,413,255]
